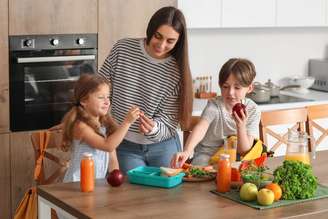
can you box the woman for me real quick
[98,6,193,173]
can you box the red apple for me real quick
[232,103,246,118]
[107,169,124,187]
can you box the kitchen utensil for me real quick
[264,79,301,97]
[248,82,271,103]
[287,76,315,94]
[265,79,280,97]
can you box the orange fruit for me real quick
[265,183,282,201]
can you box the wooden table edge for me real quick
[37,186,91,219]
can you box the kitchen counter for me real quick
[193,89,328,115]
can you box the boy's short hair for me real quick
[219,58,256,87]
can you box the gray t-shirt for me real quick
[192,97,261,166]
[200,96,261,147]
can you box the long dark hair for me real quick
[61,74,115,151]
[146,6,193,129]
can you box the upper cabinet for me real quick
[9,0,97,35]
[222,0,275,27]
[98,0,176,68]
[178,0,221,28]
[0,0,9,133]
[178,0,328,28]
[276,0,326,27]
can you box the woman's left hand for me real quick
[139,113,155,134]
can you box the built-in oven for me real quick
[9,34,97,131]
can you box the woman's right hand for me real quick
[124,106,140,124]
[170,151,191,168]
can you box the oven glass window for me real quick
[10,47,97,131]
[24,61,95,113]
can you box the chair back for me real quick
[31,129,70,185]
[259,107,308,153]
[306,104,328,152]
[182,116,200,146]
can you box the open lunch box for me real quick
[127,166,185,188]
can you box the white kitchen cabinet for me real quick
[276,0,326,27]
[178,0,221,28]
[222,0,275,28]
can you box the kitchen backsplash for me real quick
[188,27,328,92]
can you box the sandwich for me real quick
[160,167,183,177]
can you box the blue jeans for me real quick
[117,134,181,174]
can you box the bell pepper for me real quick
[254,153,267,167]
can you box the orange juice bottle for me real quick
[80,153,94,192]
[217,154,231,193]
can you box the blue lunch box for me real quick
[127,166,185,188]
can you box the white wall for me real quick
[188,27,328,92]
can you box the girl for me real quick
[61,74,140,182]
[171,58,261,167]
[98,6,193,173]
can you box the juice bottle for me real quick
[80,152,94,192]
[217,154,231,193]
[223,138,237,163]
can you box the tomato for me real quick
[239,161,250,171]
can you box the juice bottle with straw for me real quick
[80,152,95,192]
[217,153,231,193]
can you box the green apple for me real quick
[239,183,258,201]
[257,188,275,206]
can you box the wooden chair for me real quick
[259,107,308,153]
[306,104,328,152]
[31,129,70,219]
[31,129,70,185]
[182,116,200,146]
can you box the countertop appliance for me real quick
[254,94,313,105]
[309,59,328,92]
[9,34,97,131]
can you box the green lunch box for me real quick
[127,166,185,188]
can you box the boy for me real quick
[171,58,260,167]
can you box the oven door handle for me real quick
[17,55,96,63]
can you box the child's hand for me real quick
[170,151,192,168]
[124,106,140,124]
[232,108,248,128]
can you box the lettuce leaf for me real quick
[273,160,317,200]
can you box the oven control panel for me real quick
[10,34,97,51]
[22,38,35,48]
[50,38,59,46]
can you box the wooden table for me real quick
[38,151,328,219]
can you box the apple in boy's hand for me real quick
[107,169,124,187]
[232,103,246,118]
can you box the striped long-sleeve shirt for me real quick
[98,38,181,144]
